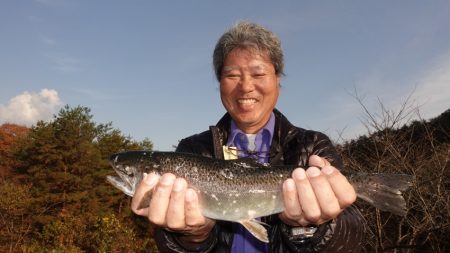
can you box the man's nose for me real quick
[238,74,255,92]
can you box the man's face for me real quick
[220,48,280,133]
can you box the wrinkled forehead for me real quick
[226,47,270,60]
[222,48,274,72]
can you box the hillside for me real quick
[338,108,449,252]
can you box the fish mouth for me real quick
[108,163,143,197]
[106,175,134,196]
[109,153,140,196]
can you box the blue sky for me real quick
[1,1,449,150]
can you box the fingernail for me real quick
[306,167,321,177]
[173,179,185,192]
[284,179,296,191]
[292,168,306,180]
[143,172,158,185]
[161,174,174,184]
[185,189,196,202]
[322,166,335,175]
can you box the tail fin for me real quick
[352,173,414,216]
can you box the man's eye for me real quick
[226,74,240,78]
[253,73,266,78]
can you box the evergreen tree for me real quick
[9,105,154,251]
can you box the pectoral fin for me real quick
[240,219,269,243]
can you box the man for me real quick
[131,21,365,252]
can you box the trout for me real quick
[107,151,413,242]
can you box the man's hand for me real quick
[279,155,356,227]
[131,173,215,243]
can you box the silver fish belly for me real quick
[198,175,285,222]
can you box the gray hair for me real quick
[213,21,285,81]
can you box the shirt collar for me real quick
[226,112,275,148]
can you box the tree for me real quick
[8,105,155,251]
[0,123,29,178]
[0,182,36,252]
[338,102,449,252]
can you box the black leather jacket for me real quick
[154,109,365,252]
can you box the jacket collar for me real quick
[211,109,298,163]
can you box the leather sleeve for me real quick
[309,131,343,169]
[154,226,219,253]
[320,205,366,252]
[278,131,365,252]
[278,205,365,253]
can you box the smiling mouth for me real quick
[237,98,257,105]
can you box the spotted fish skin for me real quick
[106,151,413,241]
[108,151,290,221]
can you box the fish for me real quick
[106,150,414,243]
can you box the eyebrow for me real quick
[222,65,268,73]
[222,66,237,72]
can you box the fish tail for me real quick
[352,173,414,216]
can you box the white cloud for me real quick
[414,53,450,118]
[0,89,63,126]
[327,51,450,142]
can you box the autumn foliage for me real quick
[0,105,156,252]
[0,123,29,178]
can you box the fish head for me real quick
[109,151,160,196]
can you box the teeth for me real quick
[237,98,257,104]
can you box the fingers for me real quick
[185,189,207,226]
[308,156,355,209]
[322,166,357,208]
[309,154,330,168]
[281,178,303,225]
[166,178,188,229]
[281,157,356,226]
[294,168,322,224]
[306,167,341,221]
[132,172,213,238]
[148,173,176,226]
[184,189,216,242]
[131,172,160,216]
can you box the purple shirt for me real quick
[226,113,275,253]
